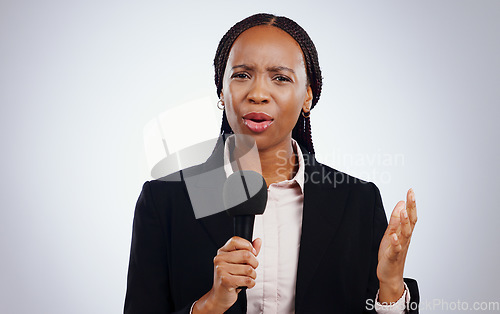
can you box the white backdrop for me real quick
[1,1,499,313]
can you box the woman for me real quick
[124,13,419,314]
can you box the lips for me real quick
[242,112,274,133]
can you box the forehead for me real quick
[227,25,305,69]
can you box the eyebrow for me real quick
[231,64,296,74]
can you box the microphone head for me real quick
[223,170,268,216]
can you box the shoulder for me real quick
[305,157,380,197]
[309,160,388,231]
[145,138,225,196]
[304,157,385,222]
[146,162,205,192]
[138,162,208,212]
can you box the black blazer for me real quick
[124,140,419,313]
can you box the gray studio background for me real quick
[1,0,499,313]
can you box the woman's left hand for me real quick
[376,188,418,303]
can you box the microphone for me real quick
[223,170,267,291]
[223,170,268,242]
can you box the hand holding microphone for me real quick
[193,171,267,314]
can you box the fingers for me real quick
[400,207,412,239]
[377,190,417,286]
[213,236,261,293]
[386,201,405,236]
[383,190,417,261]
[406,188,418,227]
[215,264,257,290]
[226,264,257,280]
[253,238,262,256]
[386,230,410,261]
[219,236,257,255]
[217,236,259,267]
[214,262,258,289]
[222,274,257,290]
[390,233,403,254]
[215,249,259,269]
[398,188,417,246]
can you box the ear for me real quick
[220,91,225,103]
[302,85,313,113]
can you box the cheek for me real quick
[222,82,243,108]
[224,84,247,122]
[285,106,302,130]
[276,90,305,122]
[224,101,242,132]
[225,103,237,121]
[228,82,246,101]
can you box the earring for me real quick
[217,100,224,110]
[301,110,311,118]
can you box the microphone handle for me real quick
[234,215,255,291]
[234,215,255,242]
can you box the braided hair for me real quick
[214,13,322,155]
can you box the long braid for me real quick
[214,13,322,155]
[220,110,232,136]
[292,114,314,156]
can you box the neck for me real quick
[232,137,298,187]
[260,146,298,187]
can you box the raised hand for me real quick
[377,189,418,303]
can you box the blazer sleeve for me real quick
[364,183,420,314]
[124,181,192,314]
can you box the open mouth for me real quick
[242,112,274,133]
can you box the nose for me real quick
[247,76,270,104]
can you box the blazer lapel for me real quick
[182,136,234,250]
[190,135,247,313]
[295,155,350,310]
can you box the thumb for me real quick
[252,238,262,256]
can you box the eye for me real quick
[274,75,292,83]
[231,72,250,79]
